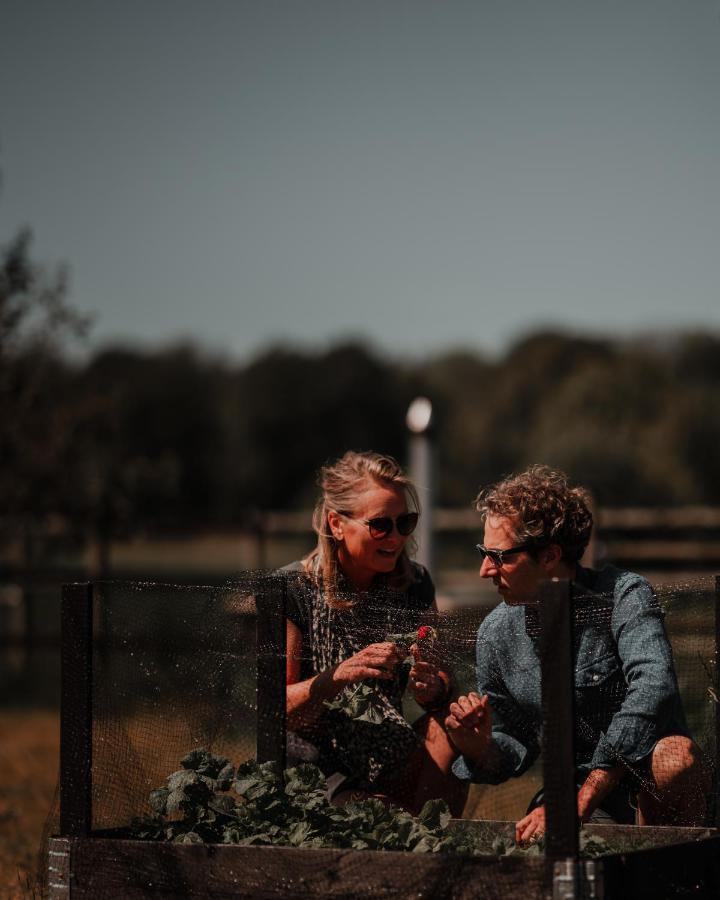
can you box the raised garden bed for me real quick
[47,822,720,899]
[49,578,720,898]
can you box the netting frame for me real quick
[50,576,720,899]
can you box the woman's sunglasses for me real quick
[340,511,419,539]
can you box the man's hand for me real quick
[444,692,492,762]
[515,805,545,844]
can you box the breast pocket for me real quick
[575,651,623,689]
[574,651,626,734]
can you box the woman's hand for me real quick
[332,642,405,687]
[409,660,449,707]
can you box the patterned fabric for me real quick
[283,558,435,786]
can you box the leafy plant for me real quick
[131,750,614,858]
[323,681,388,725]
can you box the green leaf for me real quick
[287,821,313,846]
[148,788,169,815]
[173,831,203,844]
[167,769,198,792]
[417,799,451,831]
[209,794,237,816]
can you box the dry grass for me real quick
[0,711,59,899]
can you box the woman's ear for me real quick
[327,510,344,542]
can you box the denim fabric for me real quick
[453,565,689,785]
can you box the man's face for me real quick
[479,515,545,605]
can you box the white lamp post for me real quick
[406,397,434,572]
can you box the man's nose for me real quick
[479,556,496,578]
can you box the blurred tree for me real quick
[230,341,411,510]
[73,344,233,552]
[0,229,90,559]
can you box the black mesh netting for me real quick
[39,572,719,898]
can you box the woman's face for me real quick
[329,481,412,588]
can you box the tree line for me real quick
[3,231,720,562]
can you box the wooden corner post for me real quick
[256,572,287,770]
[60,582,94,837]
[538,577,579,862]
[715,574,720,828]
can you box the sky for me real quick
[2,1,719,362]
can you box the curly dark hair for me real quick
[476,465,593,563]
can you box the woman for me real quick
[284,450,466,815]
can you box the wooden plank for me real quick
[60,583,93,837]
[602,832,720,899]
[598,506,720,529]
[538,577,579,861]
[50,831,720,899]
[601,540,720,561]
[256,572,287,769]
[52,837,547,899]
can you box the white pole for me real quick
[406,397,434,572]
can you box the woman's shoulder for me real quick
[277,560,306,575]
[406,560,436,608]
[277,560,317,627]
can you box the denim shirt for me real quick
[453,565,689,785]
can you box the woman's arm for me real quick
[285,619,404,731]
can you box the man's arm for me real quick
[515,765,627,843]
[449,623,541,784]
[576,766,627,820]
[591,574,686,770]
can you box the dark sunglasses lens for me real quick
[397,512,419,536]
[477,545,502,566]
[367,517,393,538]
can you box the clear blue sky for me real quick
[2,0,719,360]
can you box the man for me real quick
[446,465,708,841]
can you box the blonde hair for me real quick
[476,464,593,564]
[303,450,420,609]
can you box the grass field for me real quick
[0,710,59,899]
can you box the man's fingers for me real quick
[515,810,544,844]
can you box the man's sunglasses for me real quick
[340,511,419,539]
[475,542,533,567]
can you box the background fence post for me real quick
[538,577,579,861]
[60,582,93,837]
[715,574,720,828]
[256,572,287,769]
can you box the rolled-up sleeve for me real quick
[453,619,540,784]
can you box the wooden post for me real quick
[715,574,720,828]
[60,582,94,837]
[256,572,286,769]
[538,577,579,861]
